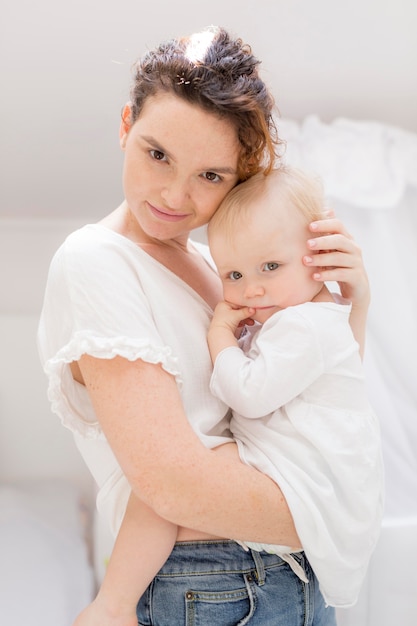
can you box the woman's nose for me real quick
[161,176,190,209]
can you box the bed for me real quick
[0,314,96,625]
[1,115,416,626]
[0,481,95,625]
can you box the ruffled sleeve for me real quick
[38,225,182,439]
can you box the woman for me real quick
[38,26,369,625]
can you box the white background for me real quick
[1,0,416,219]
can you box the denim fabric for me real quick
[136,540,336,625]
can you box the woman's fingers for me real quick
[309,216,352,239]
[305,217,369,305]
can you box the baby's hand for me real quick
[208,302,255,361]
[72,600,138,626]
[210,301,255,336]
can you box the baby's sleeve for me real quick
[210,311,324,418]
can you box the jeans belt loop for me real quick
[250,548,266,586]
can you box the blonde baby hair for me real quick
[208,166,325,243]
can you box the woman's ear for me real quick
[119,103,132,149]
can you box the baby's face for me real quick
[211,198,321,324]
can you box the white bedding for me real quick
[0,480,95,626]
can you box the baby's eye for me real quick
[228,270,243,281]
[263,262,279,272]
[202,171,221,183]
[150,149,167,161]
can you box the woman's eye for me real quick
[150,149,166,161]
[203,171,221,183]
[263,262,279,272]
[228,271,243,281]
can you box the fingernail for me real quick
[307,239,317,248]
[304,255,313,264]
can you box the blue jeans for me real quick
[136,540,336,625]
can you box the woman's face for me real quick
[120,92,240,244]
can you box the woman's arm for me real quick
[303,216,370,357]
[77,353,300,547]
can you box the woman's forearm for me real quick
[349,300,370,359]
[78,354,300,548]
[150,439,300,548]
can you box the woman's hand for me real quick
[304,215,370,307]
[303,214,370,355]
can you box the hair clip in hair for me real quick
[176,74,191,85]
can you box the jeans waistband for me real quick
[156,539,303,583]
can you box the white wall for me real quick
[0,219,95,494]
[1,0,416,219]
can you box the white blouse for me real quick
[38,224,232,534]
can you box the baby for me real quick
[206,166,383,607]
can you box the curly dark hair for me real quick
[128,26,282,180]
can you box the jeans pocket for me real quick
[185,572,256,626]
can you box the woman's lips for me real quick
[148,202,189,222]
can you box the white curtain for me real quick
[280,116,417,626]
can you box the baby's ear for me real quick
[119,103,132,149]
